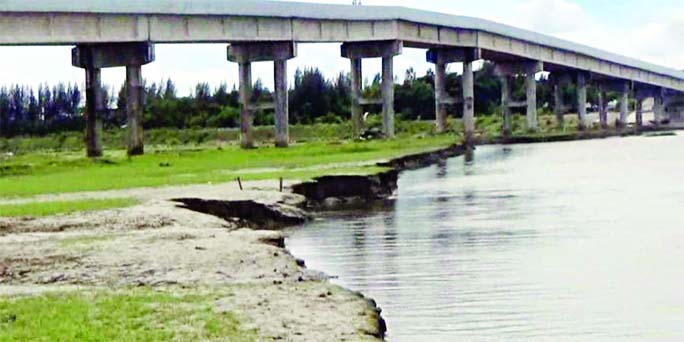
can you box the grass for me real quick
[0,198,139,217]
[0,115,621,199]
[0,134,456,198]
[0,289,256,342]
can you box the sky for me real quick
[1,0,683,96]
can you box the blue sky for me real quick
[0,0,681,96]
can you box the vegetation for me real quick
[0,133,456,198]
[0,111,623,200]
[0,289,256,341]
[0,198,139,217]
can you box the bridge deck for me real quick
[1,0,683,90]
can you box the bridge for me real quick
[1,0,683,156]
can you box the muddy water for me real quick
[286,134,684,341]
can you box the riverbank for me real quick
[0,141,472,340]
[0,181,386,341]
[1,118,678,340]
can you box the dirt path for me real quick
[0,184,384,341]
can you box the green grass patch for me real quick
[0,198,139,217]
[0,116,603,199]
[0,290,256,342]
[0,135,455,198]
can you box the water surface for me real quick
[286,135,684,341]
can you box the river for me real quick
[285,134,684,341]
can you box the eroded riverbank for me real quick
[0,182,385,341]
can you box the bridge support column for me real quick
[72,42,155,157]
[350,58,363,138]
[274,59,289,147]
[618,81,630,130]
[433,61,448,133]
[525,72,538,131]
[577,73,587,130]
[553,82,564,128]
[342,40,403,138]
[84,67,103,158]
[635,96,644,132]
[653,88,665,127]
[382,56,395,138]
[597,85,608,130]
[634,87,656,132]
[228,42,297,148]
[550,73,572,129]
[500,76,512,137]
[126,65,144,155]
[238,62,254,149]
[494,61,543,133]
[463,60,475,143]
[427,48,480,142]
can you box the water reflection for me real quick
[286,134,684,341]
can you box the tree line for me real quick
[0,62,611,137]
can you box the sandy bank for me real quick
[0,187,384,341]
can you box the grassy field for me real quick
[0,289,256,341]
[0,135,456,198]
[0,115,614,200]
[0,198,138,217]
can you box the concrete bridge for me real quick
[2,0,683,155]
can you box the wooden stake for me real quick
[237,177,243,191]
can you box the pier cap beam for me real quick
[493,61,543,77]
[426,48,480,65]
[72,42,155,69]
[341,40,403,59]
[227,41,297,63]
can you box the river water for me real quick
[285,134,684,341]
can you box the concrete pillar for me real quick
[427,48,480,141]
[350,58,363,138]
[553,82,564,127]
[653,88,664,127]
[72,42,155,156]
[238,62,254,149]
[618,82,630,129]
[577,73,587,130]
[525,72,538,131]
[501,76,512,137]
[598,85,608,130]
[463,60,475,143]
[228,41,297,148]
[494,61,542,133]
[126,65,144,156]
[342,40,402,139]
[274,59,288,147]
[84,67,103,158]
[381,56,395,138]
[635,97,643,132]
[434,61,448,133]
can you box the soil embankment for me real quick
[0,182,385,341]
[293,144,467,206]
